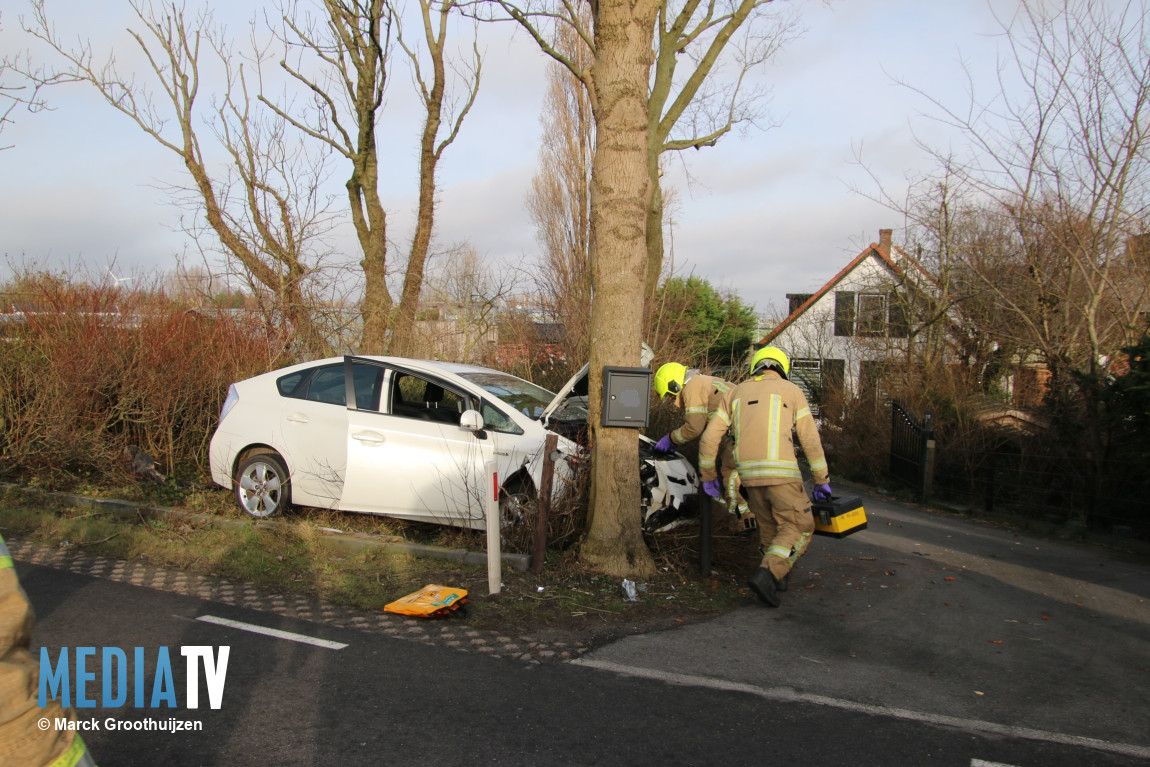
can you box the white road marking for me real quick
[971,760,1021,767]
[571,659,1150,761]
[196,615,348,650]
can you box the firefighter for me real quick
[697,347,832,607]
[0,534,97,767]
[652,363,753,529]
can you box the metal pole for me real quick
[920,410,934,503]
[485,460,501,595]
[531,434,558,574]
[698,494,711,577]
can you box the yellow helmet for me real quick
[654,362,688,398]
[750,346,790,378]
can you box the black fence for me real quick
[929,447,1148,538]
[890,401,934,499]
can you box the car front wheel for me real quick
[234,451,291,519]
[498,478,536,551]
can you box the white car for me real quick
[208,356,699,533]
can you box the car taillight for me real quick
[219,385,239,422]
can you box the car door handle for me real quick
[352,431,386,446]
[286,413,309,424]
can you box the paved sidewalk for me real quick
[6,537,589,664]
[579,488,1150,753]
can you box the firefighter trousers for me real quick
[743,483,815,580]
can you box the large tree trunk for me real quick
[353,128,392,355]
[580,0,660,577]
[389,110,440,357]
[643,160,664,329]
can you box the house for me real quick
[757,229,932,405]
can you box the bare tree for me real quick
[418,242,513,362]
[265,0,394,353]
[389,0,482,357]
[474,0,789,574]
[24,0,339,356]
[472,0,659,574]
[1,12,46,150]
[864,0,1150,525]
[643,0,796,310]
[266,0,481,355]
[909,1,1150,372]
[486,0,793,314]
[526,15,594,370]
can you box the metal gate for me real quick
[890,400,934,499]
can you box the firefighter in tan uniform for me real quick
[698,347,833,607]
[652,363,752,527]
[1,534,97,767]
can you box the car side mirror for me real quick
[459,409,485,432]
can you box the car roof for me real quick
[247,355,511,382]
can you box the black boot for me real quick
[747,567,780,608]
[777,572,790,592]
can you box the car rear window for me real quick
[277,371,307,397]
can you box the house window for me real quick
[787,293,813,315]
[835,291,907,338]
[856,294,887,336]
[858,360,887,405]
[834,292,855,336]
[822,358,845,393]
[888,296,910,338]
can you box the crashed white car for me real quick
[208,356,699,533]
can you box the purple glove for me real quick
[812,483,833,502]
[702,479,722,499]
[655,434,675,453]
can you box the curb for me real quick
[5,536,586,664]
[0,483,532,572]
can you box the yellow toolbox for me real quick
[384,584,468,617]
[812,495,867,538]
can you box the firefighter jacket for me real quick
[698,370,829,487]
[1,535,97,767]
[670,374,731,446]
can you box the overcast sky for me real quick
[0,0,1020,317]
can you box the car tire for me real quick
[498,478,536,551]
[234,451,291,519]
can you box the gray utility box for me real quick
[601,366,652,428]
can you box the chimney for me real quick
[879,229,892,252]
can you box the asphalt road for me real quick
[12,488,1150,767]
[581,488,1150,759]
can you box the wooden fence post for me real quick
[531,434,559,574]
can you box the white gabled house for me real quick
[758,229,935,406]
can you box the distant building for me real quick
[757,229,928,406]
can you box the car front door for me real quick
[340,360,494,528]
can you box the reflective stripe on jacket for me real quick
[670,375,731,446]
[1,534,98,767]
[697,370,829,486]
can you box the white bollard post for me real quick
[485,460,501,595]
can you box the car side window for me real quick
[350,364,382,410]
[277,371,307,397]
[389,372,469,425]
[304,366,347,405]
[481,400,523,435]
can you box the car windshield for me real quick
[458,371,556,420]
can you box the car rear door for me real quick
[275,362,354,508]
[340,359,494,528]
